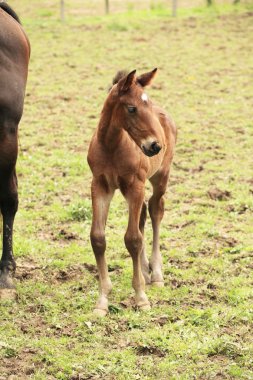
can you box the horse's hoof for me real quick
[0,269,16,289]
[93,308,107,317]
[139,303,151,311]
[152,281,164,287]
[0,288,17,300]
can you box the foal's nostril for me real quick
[141,141,162,157]
[150,141,161,154]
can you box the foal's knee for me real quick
[124,231,143,255]
[90,231,106,255]
[149,195,165,221]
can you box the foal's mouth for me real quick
[141,141,162,157]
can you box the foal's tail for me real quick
[0,2,21,24]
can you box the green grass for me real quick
[0,1,253,379]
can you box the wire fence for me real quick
[60,0,202,19]
[8,0,249,22]
[58,0,247,20]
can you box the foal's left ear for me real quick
[137,68,158,87]
[117,69,136,94]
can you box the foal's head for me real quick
[107,68,162,157]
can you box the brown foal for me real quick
[87,69,177,316]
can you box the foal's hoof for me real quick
[152,281,164,287]
[93,308,108,317]
[0,288,17,300]
[139,303,151,311]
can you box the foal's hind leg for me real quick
[124,182,150,310]
[0,169,18,295]
[148,172,169,286]
[139,202,151,284]
[90,177,114,316]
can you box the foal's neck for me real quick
[97,99,123,150]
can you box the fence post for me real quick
[60,0,65,22]
[172,0,177,17]
[105,0,109,14]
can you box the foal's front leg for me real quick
[124,181,150,310]
[148,172,169,287]
[90,177,114,316]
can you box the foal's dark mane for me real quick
[112,70,128,85]
[0,2,21,24]
[108,70,128,91]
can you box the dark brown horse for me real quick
[0,3,30,298]
[88,69,177,316]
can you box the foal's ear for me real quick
[137,68,158,87]
[117,69,136,94]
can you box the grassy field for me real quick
[0,1,253,379]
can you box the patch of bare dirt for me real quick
[134,343,167,357]
[208,188,231,201]
[120,296,136,309]
[17,311,77,339]
[166,220,195,231]
[83,263,97,275]
[168,277,195,289]
[37,225,81,244]
[0,348,40,379]
[15,259,42,282]
[108,264,122,274]
[190,165,204,174]
[214,235,238,247]
[151,315,169,326]
[53,263,94,283]
[167,257,192,269]
[53,229,79,241]
[15,259,99,285]
[226,203,250,214]
[232,252,253,263]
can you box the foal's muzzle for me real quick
[141,141,162,157]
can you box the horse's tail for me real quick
[0,2,21,24]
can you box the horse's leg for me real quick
[124,183,150,310]
[0,168,18,296]
[90,177,114,316]
[148,171,169,287]
[139,202,151,284]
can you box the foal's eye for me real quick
[127,106,137,114]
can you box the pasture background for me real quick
[0,1,253,379]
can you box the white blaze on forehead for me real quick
[141,93,148,102]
